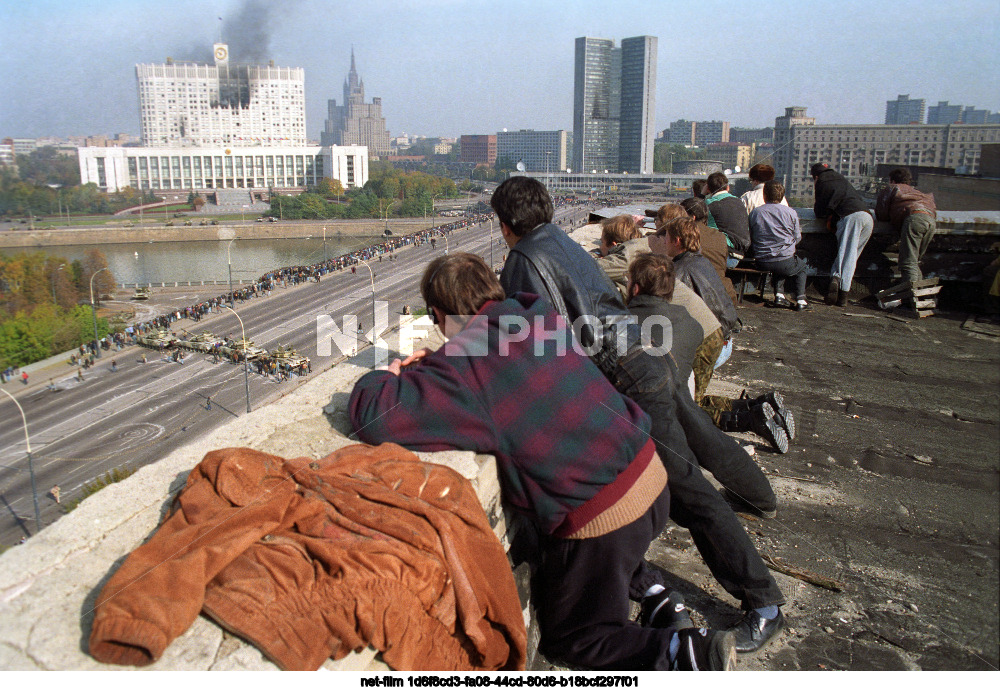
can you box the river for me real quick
[1,236,382,285]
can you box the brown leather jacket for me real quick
[875,183,937,229]
[89,443,526,671]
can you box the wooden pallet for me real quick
[876,278,941,317]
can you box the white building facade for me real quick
[136,44,306,148]
[79,145,368,193]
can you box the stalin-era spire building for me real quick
[321,50,391,159]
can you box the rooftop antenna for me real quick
[217,15,223,43]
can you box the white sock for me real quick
[644,584,665,598]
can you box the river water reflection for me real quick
[5,237,381,285]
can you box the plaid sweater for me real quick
[349,293,659,538]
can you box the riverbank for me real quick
[0,218,437,248]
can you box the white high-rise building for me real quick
[136,43,306,148]
[80,43,369,193]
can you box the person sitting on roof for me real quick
[349,253,737,671]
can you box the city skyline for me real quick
[2,0,998,141]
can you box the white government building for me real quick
[78,43,368,193]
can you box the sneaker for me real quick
[825,276,840,305]
[640,590,694,629]
[671,628,737,671]
[729,608,785,654]
[773,294,792,309]
[795,298,809,311]
[758,390,795,441]
[751,403,790,453]
[720,486,777,519]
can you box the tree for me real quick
[82,249,114,305]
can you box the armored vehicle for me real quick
[137,329,176,349]
[177,331,219,353]
[269,344,310,370]
[132,286,151,300]
[219,337,267,362]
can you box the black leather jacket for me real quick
[500,223,640,379]
[500,223,772,511]
[673,251,740,340]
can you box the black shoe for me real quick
[825,276,840,305]
[640,590,694,629]
[751,402,790,453]
[672,628,737,670]
[795,298,810,311]
[720,487,777,519]
[757,390,795,441]
[773,295,793,309]
[729,608,785,653]
[836,289,849,307]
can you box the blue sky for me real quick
[1,0,998,139]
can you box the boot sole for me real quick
[710,630,737,671]
[755,405,790,454]
[765,391,796,441]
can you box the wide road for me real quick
[0,204,593,545]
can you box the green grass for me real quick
[61,465,137,513]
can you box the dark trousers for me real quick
[613,348,783,611]
[537,488,673,670]
[756,256,808,299]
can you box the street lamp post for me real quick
[436,228,449,254]
[50,263,65,304]
[322,226,327,264]
[0,389,41,534]
[221,305,252,414]
[90,266,110,359]
[356,257,376,344]
[227,236,237,308]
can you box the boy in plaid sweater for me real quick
[349,253,736,671]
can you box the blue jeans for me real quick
[832,211,873,291]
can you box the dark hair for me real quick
[660,217,701,252]
[680,197,708,222]
[691,179,710,198]
[489,177,554,237]
[654,203,686,230]
[747,163,775,183]
[421,253,505,319]
[810,162,829,177]
[889,167,913,185]
[706,171,729,194]
[627,252,676,301]
[601,214,641,246]
[763,180,785,204]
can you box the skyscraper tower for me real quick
[618,36,657,174]
[573,35,657,174]
[321,50,391,158]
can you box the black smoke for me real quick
[165,0,293,65]
[223,0,277,64]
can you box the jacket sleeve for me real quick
[874,186,895,222]
[812,182,828,218]
[349,362,498,454]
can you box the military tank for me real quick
[136,329,176,349]
[269,344,310,370]
[132,286,151,300]
[219,337,267,362]
[177,331,219,353]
